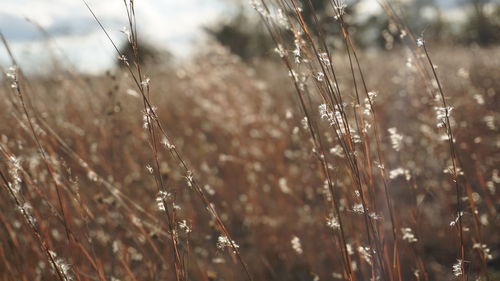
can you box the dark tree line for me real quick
[207,0,500,61]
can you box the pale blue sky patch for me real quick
[0,0,225,73]
[0,0,496,73]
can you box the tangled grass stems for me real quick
[83,1,253,280]
[0,1,497,281]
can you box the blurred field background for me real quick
[0,0,499,281]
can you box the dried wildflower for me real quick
[274,44,286,58]
[19,202,36,225]
[473,94,484,105]
[354,190,360,197]
[7,155,22,194]
[483,115,496,131]
[434,106,453,128]
[473,243,492,260]
[156,191,170,211]
[204,184,216,195]
[374,161,385,170]
[416,37,425,48]
[291,236,303,254]
[161,136,175,150]
[293,39,302,63]
[492,169,500,184]
[250,0,269,17]
[112,240,121,253]
[326,215,340,230]
[6,66,19,89]
[142,106,157,129]
[156,199,166,211]
[443,166,464,176]
[87,170,98,182]
[321,180,333,202]
[452,259,463,277]
[288,69,299,82]
[185,170,194,188]
[279,177,291,194]
[401,227,418,243]
[141,77,151,88]
[362,121,372,133]
[297,74,307,91]
[301,116,309,130]
[319,52,331,66]
[118,54,128,64]
[406,57,414,69]
[217,235,239,251]
[126,88,140,98]
[357,246,373,265]
[6,66,17,79]
[333,1,347,20]
[363,93,375,115]
[329,145,344,158]
[178,220,192,234]
[319,104,330,120]
[449,211,464,227]
[389,168,411,181]
[332,272,343,279]
[315,72,325,82]
[388,127,403,151]
[352,203,365,214]
[131,216,142,227]
[48,250,73,280]
[319,103,349,135]
[369,212,382,220]
[439,134,451,141]
[276,8,288,28]
[128,246,143,261]
[367,91,377,102]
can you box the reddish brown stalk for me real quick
[256,2,354,278]
[0,170,69,281]
[83,1,253,280]
[1,34,72,241]
[0,143,107,281]
[334,10,402,281]
[421,42,466,281]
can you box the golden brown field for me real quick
[0,1,499,281]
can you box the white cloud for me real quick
[0,0,225,73]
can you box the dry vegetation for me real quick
[0,1,499,281]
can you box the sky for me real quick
[0,0,226,73]
[0,0,490,74]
